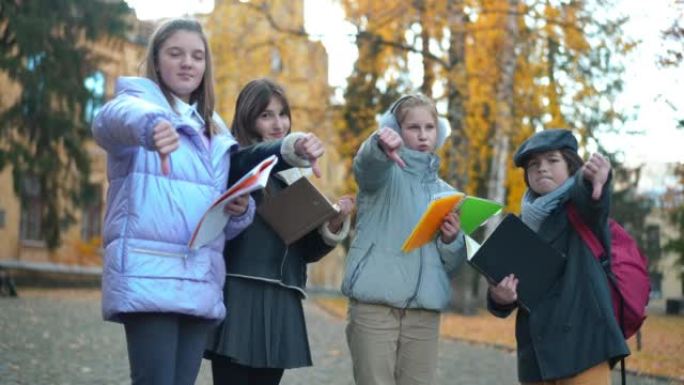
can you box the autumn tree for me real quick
[0,0,129,249]
[655,2,684,293]
[221,0,640,301]
[663,164,684,295]
[205,0,342,193]
[338,0,635,312]
[339,0,632,200]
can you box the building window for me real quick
[84,71,106,123]
[22,53,47,116]
[19,177,44,242]
[81,184,103,241]
[649,272,663,300]
[271,48,283,74]
[645,224,661,260]
[26,52,46,71]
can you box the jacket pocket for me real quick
[343,243,374,294]
[348,246,417,304]
[123,246,212,281]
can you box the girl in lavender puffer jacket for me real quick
[94,19,324,384]
[93,18,254,385]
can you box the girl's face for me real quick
[399,106,438,153]
[526,150,570,195]
[254,97,290,141]
[157,30,206,103]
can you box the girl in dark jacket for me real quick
[488,129,629,384]
[205,78,354,385]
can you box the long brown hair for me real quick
[231,78,291,146]
[142,18,218,135]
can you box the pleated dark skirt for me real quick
[205,276,312,369]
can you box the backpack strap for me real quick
[565,202,605,260]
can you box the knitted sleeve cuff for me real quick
[280,132,312,168]
[319,215,351,247]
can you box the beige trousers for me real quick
[345,301,441,385]
[523,362,611,385]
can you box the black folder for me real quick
[468,214,566,312]
[257,177,339,245]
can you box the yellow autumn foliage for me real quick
[337,0,632,214]
[204,0,345,196]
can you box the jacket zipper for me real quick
[405,180,433,307]
[129,247,188,259]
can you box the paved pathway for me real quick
[0,290,678,385]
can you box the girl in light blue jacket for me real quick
[92,19,321,385]
[342,94,467,385]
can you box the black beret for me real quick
[513,129,578,167]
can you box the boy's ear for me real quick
[379,110,400,132]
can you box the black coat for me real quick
[488,172,629,382]
[226,141,334,293]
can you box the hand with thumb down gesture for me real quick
[377,127,406,168]
[294,133,325,178]
[582,153,611,200]
[152,120,180,176]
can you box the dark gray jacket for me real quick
[225,140,334,295]
[488,172,629,382]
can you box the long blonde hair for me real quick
[142,18,218,135]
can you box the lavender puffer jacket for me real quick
[92,77,254,322]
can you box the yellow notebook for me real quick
[401,193,503,252]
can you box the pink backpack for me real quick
[566,203,650,339]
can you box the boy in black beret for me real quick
[487,128,630,384]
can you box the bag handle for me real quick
[565,202,605,260]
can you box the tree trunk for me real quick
[445,0,468,191]
[444,0,480,315]
[485,0,519,236]
[414,0,434,96]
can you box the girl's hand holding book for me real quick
[439,212,461,244]
[223,194,250,216]
[327,195,355,233]
[489,274,519,306]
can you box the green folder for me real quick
[458,196,504,235]
[402,192,504,252]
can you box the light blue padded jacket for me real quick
[92,77,254,322]
[341,131,467,311]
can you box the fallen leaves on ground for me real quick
[314,297,684,382]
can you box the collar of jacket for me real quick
[172,95,205,125]
[115,76,237,153]
[397,146,441,176]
